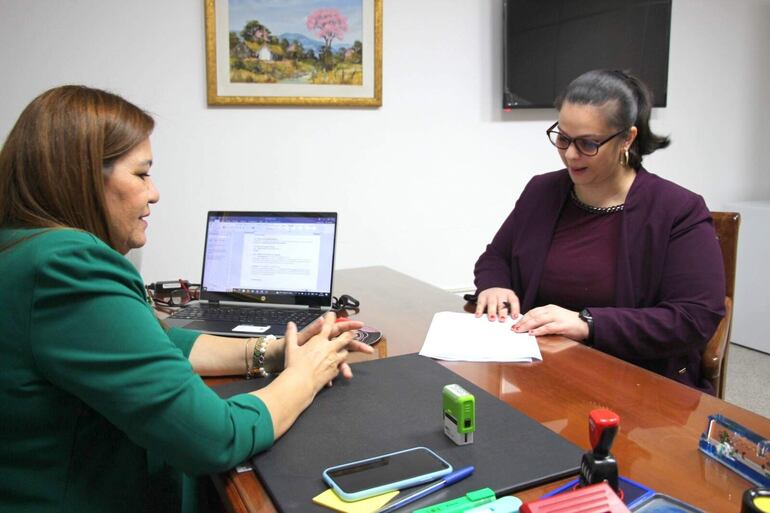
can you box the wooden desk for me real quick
[211,266,769,513]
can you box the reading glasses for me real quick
[546,121,627,157]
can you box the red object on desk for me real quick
[589,408,620,456]
[520,482,631,513]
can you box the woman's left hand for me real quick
[265,314,371,376]
[512,304,589,341]
[298,316,365,346]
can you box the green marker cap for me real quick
[412,487,496,513]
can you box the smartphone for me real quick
[322,446,453,501]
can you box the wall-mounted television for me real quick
[503,0,672,109]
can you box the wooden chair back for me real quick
[702,212,740,398]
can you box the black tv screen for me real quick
[503,0,671,109]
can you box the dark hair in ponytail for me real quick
[555,69,670,170]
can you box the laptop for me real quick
[166,211,337,337]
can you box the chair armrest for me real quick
[702,297,733,379]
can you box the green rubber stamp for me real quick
[443,384,475,445]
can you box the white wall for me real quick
[2,0,769,290]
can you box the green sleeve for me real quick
[166,326,201,358]
[30,236,274,475]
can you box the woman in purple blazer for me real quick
[473,70,725,393]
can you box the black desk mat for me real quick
[214,354,581,512]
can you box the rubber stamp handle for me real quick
[589,409,620,458]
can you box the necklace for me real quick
[570,189,625,215]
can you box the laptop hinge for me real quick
[208,299,220,305]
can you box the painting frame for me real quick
[204,0,382,107]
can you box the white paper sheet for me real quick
[419,311,542,362]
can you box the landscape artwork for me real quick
[229,0,363,85]
[205,0,382,106]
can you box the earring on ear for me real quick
[620,148,630,167]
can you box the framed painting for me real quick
[205,0,382,106]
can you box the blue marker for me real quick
[376,466,475,513]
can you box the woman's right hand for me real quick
[253,313,356,439]
[475,287,520,321]
[283,314,355,395]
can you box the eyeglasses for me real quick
[546,121,627,157]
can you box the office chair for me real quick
[702,211,740,399]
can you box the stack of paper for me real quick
[419,311,542,363]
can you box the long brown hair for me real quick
[0,85,154,250]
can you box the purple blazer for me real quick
[474,168,726,393]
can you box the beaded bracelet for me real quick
[246,335,276,379]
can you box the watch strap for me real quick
[579,308,595,345]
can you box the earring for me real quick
[620,148,630,167]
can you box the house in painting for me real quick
[258,45,272,61]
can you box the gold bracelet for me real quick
[244,338,254,378]
[247,335,276,379]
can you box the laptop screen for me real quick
[199,212,337,307]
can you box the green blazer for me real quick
[0,228,273,513]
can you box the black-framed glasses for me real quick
[546,121,627,157]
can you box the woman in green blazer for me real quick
[0,85,372,513]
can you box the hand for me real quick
[301,313,373,379]
[253,314,370,439]
[283,314,368,395]
[475,287,520,321]
[264,315,371,374]
[297,315,365,345]
[512,304,589,341]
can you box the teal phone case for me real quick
[322,446,453,502]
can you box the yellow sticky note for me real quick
[753,496,770,513]
[312,488,399,513]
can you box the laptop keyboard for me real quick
[170,304,322,326]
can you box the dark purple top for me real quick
[474,168,725,393]
[536,198,621,310]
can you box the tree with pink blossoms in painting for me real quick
[306,8,348,69]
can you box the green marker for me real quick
[413,487,496,513]
[443,384,475,445]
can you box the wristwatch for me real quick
[578,308,595,345]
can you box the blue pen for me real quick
[376,466,475,513]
